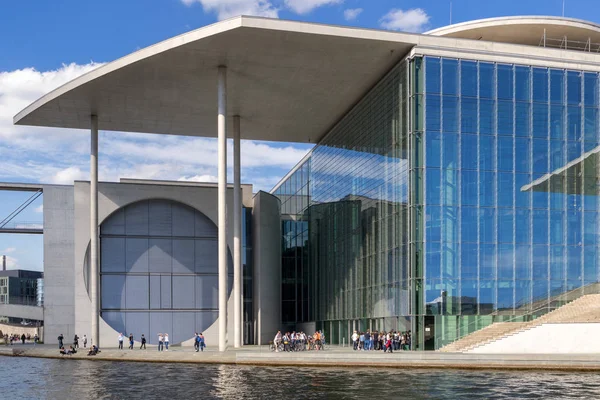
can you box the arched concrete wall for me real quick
[73,181,251,348]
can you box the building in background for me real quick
[0,270,43,306]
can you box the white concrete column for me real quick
[217,66,228,352]
[90,115,99,347]
[233,115,242,348]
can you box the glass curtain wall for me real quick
[273,161,311,329]
[416,55,600,349]
[273,61,410,344]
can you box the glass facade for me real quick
[415,57,600,349]
[272,54,600,350]
[273,61,410,344]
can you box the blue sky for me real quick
[0,0,598,271]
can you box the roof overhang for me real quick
[15,16,600,144]
[14,17,418,143]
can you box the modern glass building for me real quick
[272,18,600,350]
[14,14,600,349]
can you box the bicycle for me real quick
[269,341,284,352]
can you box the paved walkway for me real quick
[2,344,600,371]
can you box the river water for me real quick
[2,357,600,399]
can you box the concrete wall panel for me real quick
[252,191,281,345]
[43,185,75,344]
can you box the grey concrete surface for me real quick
[252,191,281,346]
[72,181,253,349]
[43,185,75,345]
[0,304,43,321]
[4,345,600,371]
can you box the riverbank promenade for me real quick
[2,344,600,371]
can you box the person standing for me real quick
[157,333,164,352]
[129,333,134,350]
[140,334,146,350]
[273,331,282,352]
[58,333,64,349]
[21,334,26,344]
[164,333,169,351]
[118,333,124,350]
[352,331,359,351]
[83,335,87,348]
[73,334,79,349]
[194,333,199,352]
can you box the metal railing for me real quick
[0,221,43,233]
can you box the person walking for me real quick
[118,333,124,350]
[58,333,64,349]
[73,334,79,349]
[199,333,205,352]
[164,333,169,351]
[83,335,87,348]
[157,333,164,352]
[140,334,146,350]
[128,333,134,350]
[194,333,199,352]
[21,333,26,344]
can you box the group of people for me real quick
[60,344,100,356]
[118,333,149,350]
[55,332,210,352]
[59,345,77,356]
[351,330,411,352]
[3,333,38,345]
[57,333,87,349]
[273,330,326,352]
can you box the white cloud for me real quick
[34,205,43,213]
[3,255,18,268]
[178,174,218,183]
[181,0,278,20]
[50,166,87,184]
[343,8,362,21]
[379,8,430,33]
[3,248,16,254]
[284,0,343,14]
[0,63,103,143]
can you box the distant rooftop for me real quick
[427,15,600,52]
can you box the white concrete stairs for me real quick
[439,294,600,352]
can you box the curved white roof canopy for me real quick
[14,17,418,143]
[426,15,600,48]
[16,16,600,143]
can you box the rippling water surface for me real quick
[2,357,600,399]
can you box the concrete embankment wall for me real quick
[0,323,40,337]
[470,323,600,354]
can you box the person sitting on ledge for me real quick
[59,346,67,356]
[87,345,100,356]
